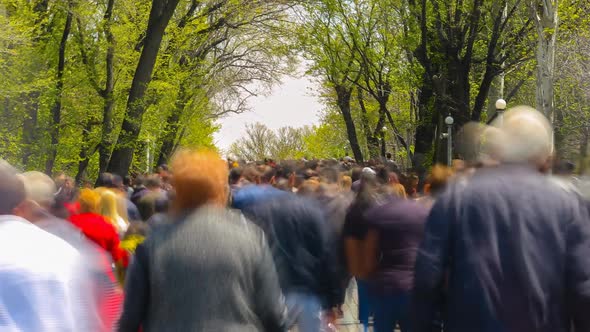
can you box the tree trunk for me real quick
[413,78,436,172]
[98,0,116,173]
[553,106,566,159]
[384,107,413,166]
[380,132,386,158]
[75,121,94,184]
[106,0,181,176]
[530,0,559,120]
[335,85,364,163]
[45,7,73,175]
[156,82,189,166]
[579,128,589,174]
[21,91,40,168]
[357,89,379,160]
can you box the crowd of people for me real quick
[1,105,589,332]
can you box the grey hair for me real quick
[492,106,553,167]
[20,171,57,207]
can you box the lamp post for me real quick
[381,126,387,158]
[495,98,507,127]
[443,116,454,167]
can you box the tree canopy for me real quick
[1,0,589,177]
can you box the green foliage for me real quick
[0,0,298,178]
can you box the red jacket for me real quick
[69,213,129,267]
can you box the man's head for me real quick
[16,171,57,222]
[229,167,243,186]
[260,167,276,184]
[144,174,162,190]
[0,162,25,215]
[493,106,553,170]
[21,171,57,208]
[477,126,506,167]
[319,167,339,185]
[386,152,392,160]
[170,149,229,211]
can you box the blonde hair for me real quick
[426,165,454,195]
[96,189,127,231]
[392,183,407,198]
[170,149,229,211]
[341,176,352,191]
[79,189,101,214]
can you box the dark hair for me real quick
[375,166,390,185]
[261,168,276,184]
[96,173,114,188]
[229,167,243,185]
[319,167,339,184]
[351,172,380,213]
[134,174,146,187]
[0,166,25,214]
[351,167,363,183]
[386,153,392,159]
[111,174,123,188]
[275,165,293,180]
[144,175,162,189]
[124,175,133,187]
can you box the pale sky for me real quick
[214,75,324,153]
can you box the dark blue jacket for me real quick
[413,165,590,332]
[243,194,341,309]
[231,185,289,211]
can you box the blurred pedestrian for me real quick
[118,150,288,332]
[19,171,123,331]
[244,194,341,332]
[0,163,92,331]
[413,107,590,332]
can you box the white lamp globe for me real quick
[495,99,507,110]
[445,116,454,125]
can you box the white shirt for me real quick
[0,216,89,332]
[116,215,129,234]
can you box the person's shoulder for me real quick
[1,217,79,261]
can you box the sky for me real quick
[214,75,324,153]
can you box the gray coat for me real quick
[118,206,288,332]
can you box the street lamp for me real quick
[442,116,454,167]
[381,126,387,158]
[495,98,507,127]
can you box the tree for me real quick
[106,0,181,176]
[553,0,590,164]
[154,0,297,166]
[404,0,534,168]
[529,0,559,119]
[228,122,276,161]
[74,0,117,181]
[271,127,305,160]
[297,0,365,162]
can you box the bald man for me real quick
[412,107,590,332]
[0,164,93,331]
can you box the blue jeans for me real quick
[357,280,373,326]
[372,292,411,332]
[285,292,322,332]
